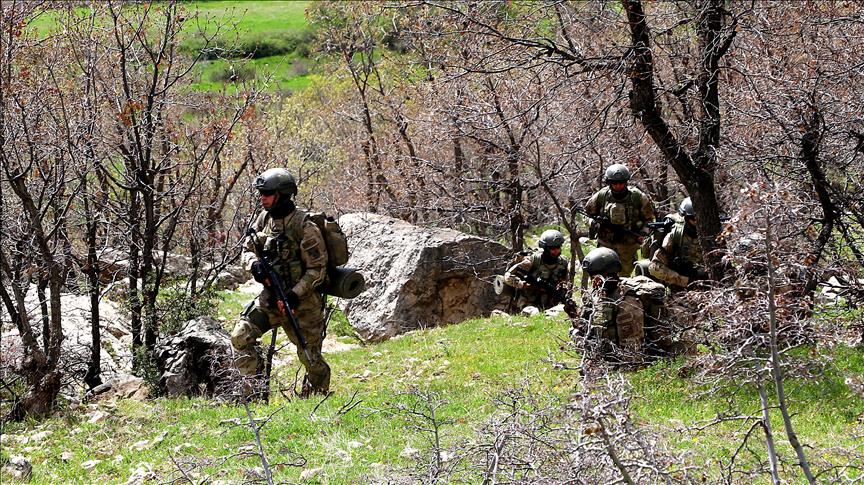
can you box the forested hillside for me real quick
[2,1,863,483]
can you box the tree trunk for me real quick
[83,201,103,390]
[622,0,732,277]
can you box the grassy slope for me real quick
[183,1,313,93]
[0,313,575,483]
[2,304,862,483]
[23,1,314,93]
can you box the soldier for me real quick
[231,168,331,397]
[648,198,710,291]
[633,205,683,278]
[584,164,656,277]
[502,229,571,311]
[574,247,672,358]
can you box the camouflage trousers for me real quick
[230,288,330,396]
[598,239,641,277]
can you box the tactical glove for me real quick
[284,290,301,310]
[251,261,267,284]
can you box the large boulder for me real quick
[155,316,239,398]
[337,213,510,342]
[96,247,246,291]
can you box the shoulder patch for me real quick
[301,237,326,265]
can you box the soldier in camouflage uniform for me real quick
[231,168,331,397]
[584,164,656,277]
[503,229,571,311]
[634,209,684,277]
[648,198,709,291]
[573,248,673,357]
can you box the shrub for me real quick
[209,63,256,83]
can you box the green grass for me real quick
[187,55,315,93]
[23,1,315,93]
[629,348,864,479]
[189,1,310,38]
[180,1,315,93]
[0,313,574,483]
[216,289,249,322]
[3,298,862,483]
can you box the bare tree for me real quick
[0,1,80,419]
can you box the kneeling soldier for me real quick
[502,229,571,311]
[648,197,710,291]
[574,248,673,358]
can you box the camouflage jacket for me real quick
[242,208,328,299]
[503,250,569,308]
[649,223,705,288]
[585,187,656,244]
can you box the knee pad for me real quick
[231,320,261,350]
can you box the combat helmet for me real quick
[582,247,622,276]
[538,229,565,249]
[254,168,297,197]
[678,197,695,218]
[604,163,631,183]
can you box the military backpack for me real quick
[262,210,363,299]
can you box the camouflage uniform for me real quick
[231,207,331,395]
[634,212,683,278]
[503,250,570,310]
[575,248,681,357]
[585,186,656,277]
[648,223,708,290]
[577,275,668,350]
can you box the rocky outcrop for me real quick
[155,316,239,398]
[336,213,510,342]
[0,285,133,382]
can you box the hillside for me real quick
[3,1,864,483]
[2,305,862,482]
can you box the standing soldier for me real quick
[584,163,656,276]
[502,229,571,311]
[231,168,331,397]
[648,197,709,290]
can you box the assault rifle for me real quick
[646,217,676,234]
[648,215,730,233]
[512,267,577,311]
[246,228,312,362]
[646,215,731,242]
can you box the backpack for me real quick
[306,212,349,267]
[261,210,349,268]
[262,209,362,298]
[307,212,366,299]
[619,275,674,352]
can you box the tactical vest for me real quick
[594,187,645,236]
[258,209,307,287]
[529,251,569,283]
